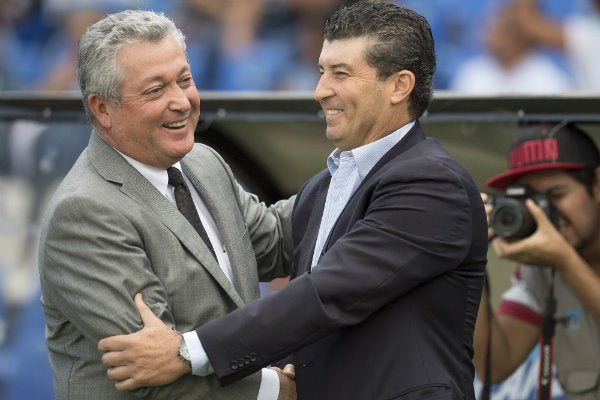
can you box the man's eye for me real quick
[546,190,563,201]
[179,76,193,87]
[146,87,163,95]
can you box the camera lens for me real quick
[497,208,517,225]
[490,199,536,239]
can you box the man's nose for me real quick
[313,74,334,103]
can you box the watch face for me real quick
[182,346,190,360]
[179,341,191,361]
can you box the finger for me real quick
[106,365,134,382]
[107,366,148,391]
[282,363,295,379]
[283,364,294,373]
[525,199,549,225]
[98,335,127,353]
[134,292,161,327]
[101,349,128,368]
[114,377,143,392]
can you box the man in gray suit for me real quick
[38,9,295,400]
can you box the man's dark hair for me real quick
[323,0,436,119]
[571,168,598,196]
[566,123,599,196]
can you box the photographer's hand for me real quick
[493,197,600,327]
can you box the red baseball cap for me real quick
[486,123,600,190]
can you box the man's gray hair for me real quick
[77,9,187,123]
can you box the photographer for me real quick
[476,123,600,399]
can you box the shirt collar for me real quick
[326,121,415,178]
[119,151,182,196]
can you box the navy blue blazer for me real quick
[197,121,488,400]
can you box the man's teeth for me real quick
[164,120,186,128]
[326,109,343,115]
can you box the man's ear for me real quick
[389,70,415,105]
[88,93,113,129]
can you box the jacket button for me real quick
[230,362,239,370]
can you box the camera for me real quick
[488,184,557,239]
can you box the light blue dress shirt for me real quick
[311,121,415,269]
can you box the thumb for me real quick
[282,364,295,379]
[134,293,162,328]
[525,198,550,226]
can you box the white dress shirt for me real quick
[120,154,279,400]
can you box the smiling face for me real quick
[314,38,409,151]
[520,169,600,252]
[90,35,200,169]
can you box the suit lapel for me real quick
[316,122,427,262]
[180,157,257,304]
[88,131,245,307]
[294,171,330,277]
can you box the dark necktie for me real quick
[167,167,216,259]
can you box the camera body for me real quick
[489,184,557,239]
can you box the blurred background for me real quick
[0,0,598,93]
[1,0,600,399]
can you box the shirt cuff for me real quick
[183,330,214,376]
[257,368,279,400]
[184,331,278,400]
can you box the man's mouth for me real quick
[164,120,187,129]
[325,109,343,116]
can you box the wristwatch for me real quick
[177,337,192,368]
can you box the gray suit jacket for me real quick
[38,130,294,399]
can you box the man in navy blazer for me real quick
[100,2,488,399]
